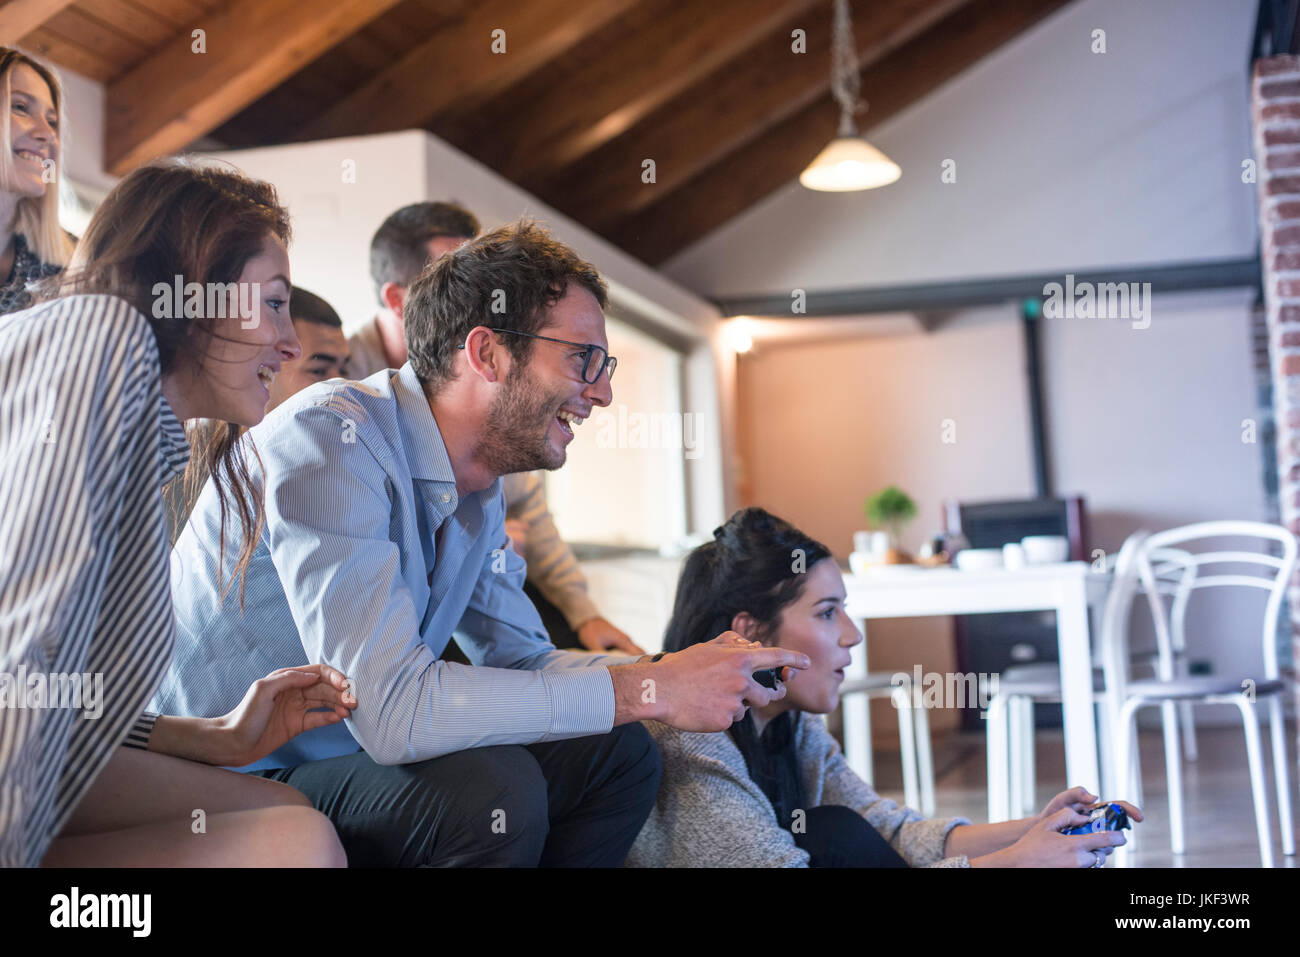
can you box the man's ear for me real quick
[730,612,761,642]
[380,281,407,320]
[461,325,505,385]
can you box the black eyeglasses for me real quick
[460,327,617,384]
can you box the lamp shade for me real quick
[799,136,901,191]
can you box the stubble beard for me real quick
[478,363,567,476]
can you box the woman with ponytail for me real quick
[626,507,1142,867]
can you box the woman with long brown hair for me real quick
[0,156,355,867]
[0,47,71,315]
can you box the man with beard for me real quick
[156,220,808,867]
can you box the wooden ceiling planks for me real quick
[1,0,78,44]
[105,0,406,174]
[292,0,640,144]
[607,0,1073,263]
[10,0,1077,266]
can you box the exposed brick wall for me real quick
[1253,55,1300,717]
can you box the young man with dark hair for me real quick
[348,200,479,378]
[265,286,351,412]
[157,220,808,867]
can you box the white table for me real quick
[841,562,1110,820]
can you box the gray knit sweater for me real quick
[627,713,972,867]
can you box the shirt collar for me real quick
[393,361,458,486]
[158,394,191,484]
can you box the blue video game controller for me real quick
[1062,802,1131,836]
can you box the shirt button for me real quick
[441,493,451,503]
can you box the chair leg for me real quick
[1115,699,1143,869]
[1267,695,1295,856]
[1008,695,1025,819]
[914,691,936,818]
[986,694,1011,823]
[1233,695,1275,868]
[1161,700,1185,855]
[1020,697,1036,817]
[1179,700,1198,762]
[1096,702,1116,802]
[893,686,920,813]
[1128,715,1144,812]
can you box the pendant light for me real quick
[800,0,901,192]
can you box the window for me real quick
[544,314,689,549]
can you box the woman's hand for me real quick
[1037,786,1144,829]
[208,664,357,768]
[973,807,1130,867]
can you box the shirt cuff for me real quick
[123,710,159,750]
[540,666,616,738]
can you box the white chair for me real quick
[839,673,936,816]
[1111,521,1297,867]
[985,544,1197,821]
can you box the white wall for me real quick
[1042,288,1274,689]
[663,0,1260,297]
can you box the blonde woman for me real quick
[0,47,71,315]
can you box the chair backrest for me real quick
[1096,531,1151,703]
[1136,521,1298,680]
[1094,544,1195,666]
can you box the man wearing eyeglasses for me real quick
[157,219,808,867]
[351,200,641,657]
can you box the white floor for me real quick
[864,723,1300,867]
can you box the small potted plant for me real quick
[864,486,917,564]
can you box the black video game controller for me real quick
[753,668,783,690]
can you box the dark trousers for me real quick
[251,723,661,867]
[793,805,910,868]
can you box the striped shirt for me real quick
[157,362,635,772]
[0,294,189,867]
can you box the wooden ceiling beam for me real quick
[0,0,77,44]
[465,0,823,186]
[551,0,970,235]
[606,0,1071,264]
[104,0,404,176]
[293,0,639,145]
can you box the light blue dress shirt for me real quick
[154,363,633,771]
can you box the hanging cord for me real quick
[831,0,863,137]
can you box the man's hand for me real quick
[504,518,528,557]
[610,631,810,730]
[577,617,645,655]
[210,664,357,767]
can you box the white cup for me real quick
[870,531,891,557]
[1021,535,1069,564]
[853,531,873,555]
[1002,542,1026,570]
